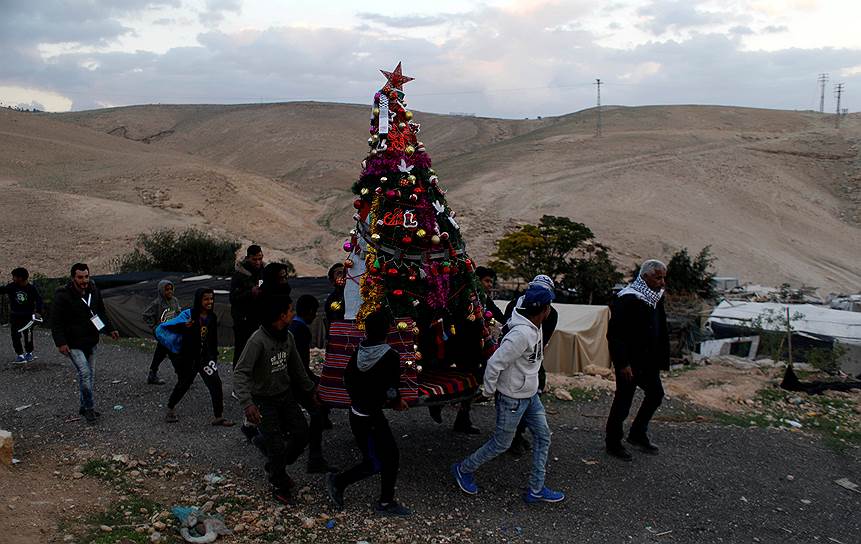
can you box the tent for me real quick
[100,274,333,348]
[707,300,861,374]
[496,301,611,374]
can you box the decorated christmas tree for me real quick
[339,62,496,373]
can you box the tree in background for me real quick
[342,62,494,368]
[563,243,623,305]
[115,228,242,275]
[490,215,593,284]
[665,246,716,299]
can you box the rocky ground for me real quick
[1,328,860,544]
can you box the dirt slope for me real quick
[1,103,858,292]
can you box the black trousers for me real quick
[334,410,399,504]
[256,392,309,490]
[606,367,664,446]
[307,405,329,462]
[9,315,34,355]
[167,356,224,418]
[232,321,255,365]
[149,342,170,374]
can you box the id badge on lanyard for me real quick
[84,293,105,331]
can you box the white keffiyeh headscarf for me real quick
[617,275,664,308]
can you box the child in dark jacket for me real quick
[142,279,181,384]
[164,288,233,427]
[2,267,43,363]
[326,310,411,517]
[234,295,317,504]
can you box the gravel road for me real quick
[2,327,860,544]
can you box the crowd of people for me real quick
[2,246,671,516]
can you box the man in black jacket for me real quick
[51,263,119,423]
[2,267,43,363]
[605,260,669,461]
[230,245,265,365]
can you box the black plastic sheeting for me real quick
[101,274,333,348]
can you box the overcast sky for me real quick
[1,0,858,117]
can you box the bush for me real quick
[114,228,241,275]
[562,244,623,305]
[666,246,716,299]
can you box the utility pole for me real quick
[818,73,829,113]
[835,83,844,128]
[594,78,602,137]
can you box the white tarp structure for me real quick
[497,301,611,374]
[708,300,861,346]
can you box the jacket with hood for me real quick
[2,282,43,318]
[51,281,113,351]
[233,324,315,409]
[230,260,262,322]
[483,308,544,399]
[165,288,218,365]
[343,342,402,415]
[142,280,181,331]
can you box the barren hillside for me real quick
[1,103,858,293]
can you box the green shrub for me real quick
[114,228,241,275]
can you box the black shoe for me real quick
[82,408,98,424]
[507,436,531,457]
[325,473,344,510]
[627,434,659,454]
[606,443,633,461]
[240,423,258,444]
[374,501,412,517]
[79,407,101,418]
[147,373,165,385]
[428,406,443,424]
[307,457,337,474]
[453,412,480,435]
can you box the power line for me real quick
[818,73,828,113]
[835,83,844,128]
[594,78,602,138]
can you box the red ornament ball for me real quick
[353,199,362,209]
[392,289,404,296]
[402,235,413,244]
[387,267,399,277]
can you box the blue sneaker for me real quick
[24,352,34,362]
[13,355,26,364]
[451,463,478,495]
[524,486,565,504]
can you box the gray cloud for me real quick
[636,0,734,35]
[356,13,450,28]
[0,1,858,116]
[763,24,789,34]
[199,0,242,25]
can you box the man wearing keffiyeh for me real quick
[604,259,670,461]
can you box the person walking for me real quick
[142,279,181,384]
[2,267,43,363]
[325,309,411,516]
[162,288,234,427]
[50,263,119,423]
[234,296,317,504]
[451,284,565,504]
[230,245,265,366]
[605,260,669,461]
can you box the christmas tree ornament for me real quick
[330,301,343,312]
[416,365,423,372]
[397,321,409,331]
[485,310,493,319]
[360,188,369,195]
[353,199,363,209]
[408,274,417,282]
[387,267,399,277]
[416,228,427,238]
[405,111,413,120]
[405,145,415,155]
[375,186,383,195]
[440,232,449,240]
[411,299,420,306]
[402,235,413,244]
[409,194,418,203]
[407,174,416,183]
[373,107,380,115]
[371,134,380,143]
[380,176,388,182]
[431,235,441,245]
[414,351,423,360]
[371,233,381,241]
[343,241,353,252]
[392,289,404,296]
[398,122,406,129]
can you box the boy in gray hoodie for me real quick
[142,279,181,384]
[452,284,565,504]
[234,295,317,504]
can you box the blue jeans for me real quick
[460,392,551,493]
[69,347,97,410]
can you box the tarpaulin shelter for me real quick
[496,301,611,374]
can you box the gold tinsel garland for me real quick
[357,195,385,329]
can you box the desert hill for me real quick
[1,102,858,293]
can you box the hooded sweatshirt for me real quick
[233,324,316,409]
[142,280,181,331]
[343,342,402,415]
[2,282,43,318]
[483,308,544,399]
